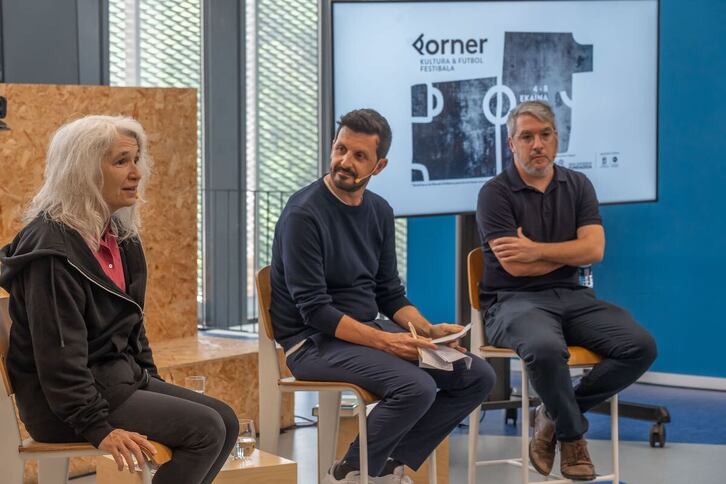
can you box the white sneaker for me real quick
[370,465,413,484]
[322,460,361,484]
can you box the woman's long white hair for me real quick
[24,115,152,248]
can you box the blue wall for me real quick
[406,0,726,378]
[407,216,457,323]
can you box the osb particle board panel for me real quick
[152,335,296,429]
[0,83,197,341]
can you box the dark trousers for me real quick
[286,319,495,476]
[484,287,657,441]
[108,378,239,484]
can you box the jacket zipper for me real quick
[66,259,144,316]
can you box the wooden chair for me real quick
[0,294,172,484]
[465,248,619,484]
[256,265,437,484]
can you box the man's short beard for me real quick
[331,170,366,192]
[521,158,553,178]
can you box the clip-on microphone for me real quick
[354,161,380,184]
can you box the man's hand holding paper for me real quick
[429,322,472,353]
[416,323,473,371]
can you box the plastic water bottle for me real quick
[578,264,593,288]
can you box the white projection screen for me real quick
[330,0,659,216]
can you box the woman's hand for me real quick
[99,428,157,473]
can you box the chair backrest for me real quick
[255,266,275,341]
[0,293,24,481]
[467,247,484,311]
[0,294,14,396]
[255,265,283,383]
[466,247,489,350]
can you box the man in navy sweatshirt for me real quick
[270,108,495,484]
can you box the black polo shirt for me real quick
[475,163,602,309]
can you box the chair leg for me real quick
[141,461,153,484]
[37,457,69,484]
[5,457,23,484]
[258,385,282,454]
[259,387,282,454]
[611,394,620,484]
[318,391,342,483]
[467,405,481,484]
[520,367,530,484]
[428,448,438,484]
[357,407,369,484]
[1,396,25,483]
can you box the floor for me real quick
[277,388,726,484]
[74,380,726,484]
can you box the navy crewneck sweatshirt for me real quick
[270,177,411,352]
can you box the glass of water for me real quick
[184,375,206,395]
[233,418,256,462]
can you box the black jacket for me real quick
[0,216,160,447]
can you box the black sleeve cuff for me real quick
[483,230,518,243]
[379,296,413,321]
[82,421,115,448]
[576,218,602,227]
[306,304,345,336]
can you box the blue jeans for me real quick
[286,319,495,476]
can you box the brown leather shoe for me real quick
[529,405,556,476]
[560,438,596,481]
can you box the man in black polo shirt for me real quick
[476,101,657,480]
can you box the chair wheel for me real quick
[649,423,666,448]
[505,407,518,426]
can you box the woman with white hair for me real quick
[0,115,238,483]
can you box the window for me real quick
[108,0,408,332]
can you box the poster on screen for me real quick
[332,0,658,215]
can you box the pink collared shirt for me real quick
[93,229,126,292]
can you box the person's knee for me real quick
[187,407,227,453]
[467,359,496,402]
[613,309,658,367]
[632,329,658,368]
[215,400,240,441]
[395,372,437,411]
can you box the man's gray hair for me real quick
[506,100,557,137]
[24,115,152,248]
